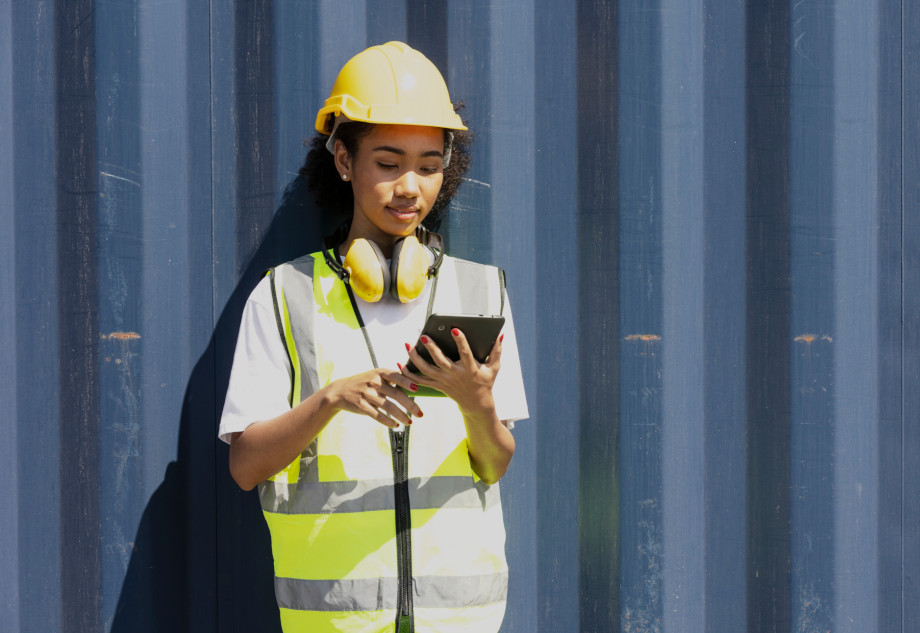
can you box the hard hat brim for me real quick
[315,99,467,135]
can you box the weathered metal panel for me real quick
[96,1,218,631]
[0,1,16,630]
[0,2,20,631]
[1,1,917,632]
[903,0,920,630]
[534,2,581,631]
[5,2,65,632]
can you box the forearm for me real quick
[229,384,338,491]
[229,368,422,490]
[462,401,515,485]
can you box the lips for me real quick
[386,205,419,221]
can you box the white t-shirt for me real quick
[219,270,529,443]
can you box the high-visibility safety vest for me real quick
[260,251,509,633]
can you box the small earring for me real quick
[341,173,349,181]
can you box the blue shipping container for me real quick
[1,1,918,631]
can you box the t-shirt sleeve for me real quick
[493,293,529,426]
[218,277,293,444]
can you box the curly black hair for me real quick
[300,116,472,232]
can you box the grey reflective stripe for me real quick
[276,576,398,612]
[277,256,321,400]
[275,572,508,612]
[261,474,500,514]
[268,270,297,406]
[415,570,508,608]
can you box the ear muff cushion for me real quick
[344,238,390,302]
[391,235,430,303]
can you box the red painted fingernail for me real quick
[416,410,424,418]
[451,328,460,337]
[405,343,412,353]
[410,383,419,392]
[397,362,403,370]
[420,335,430,345]
[405,419,413,425]
[499,334,504,343]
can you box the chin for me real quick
[385,218,423,236]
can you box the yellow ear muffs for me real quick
[390,235,431,303]
[341,235,432,303]
[343,238,390,302]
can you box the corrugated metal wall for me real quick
[1,1,917,631]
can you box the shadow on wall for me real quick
[108,174,339,632]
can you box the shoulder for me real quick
[442,254,501,270]
[440,255,505,284]
[268,252,328,298]
[242,252,324,316]
[274,252,322,277]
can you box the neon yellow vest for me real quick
[260,252,509,632]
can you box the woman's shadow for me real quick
[109,175,348,632]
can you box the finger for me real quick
[419,335,454,369]
[383,378,425,418]
[378,398,414,426]
[485,332,504,370]
[450,328,478,368]
[365,378,422,420]
[398,361,423,380]
[398,361,444,394]
[359,400,400,428]
[379,367,421,394]
[404,341,444,379]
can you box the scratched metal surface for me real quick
[1,1,917,632]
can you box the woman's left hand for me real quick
[401,329,503,416]
[400,329,514,484]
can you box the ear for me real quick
[333,139,352,179]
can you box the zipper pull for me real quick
[395,427,410,453]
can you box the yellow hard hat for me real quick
[315,41,467,134]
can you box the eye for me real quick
[420,165,442,175]
[376,162,397,170]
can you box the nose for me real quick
[395,169,420,198]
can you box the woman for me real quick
[220,42,528,632]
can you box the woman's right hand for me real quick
[230,368,423,490]
[326,368,424,428]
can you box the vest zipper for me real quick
[390,428,414,632]
[335,273,429,632]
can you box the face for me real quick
[335,124,445,254]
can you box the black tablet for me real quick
[406,313,506,376]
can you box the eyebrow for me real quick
[372,145,443,158]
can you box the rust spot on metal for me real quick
[625,334,662,342]
[794,334,833,344]
[102,332,141,341]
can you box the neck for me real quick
[339,217,409,259]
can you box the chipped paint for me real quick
[101,332,140,341]
[625,334,662,342]
[794,334,833,343]
[622,516,663,633]
[795,581,832,633]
